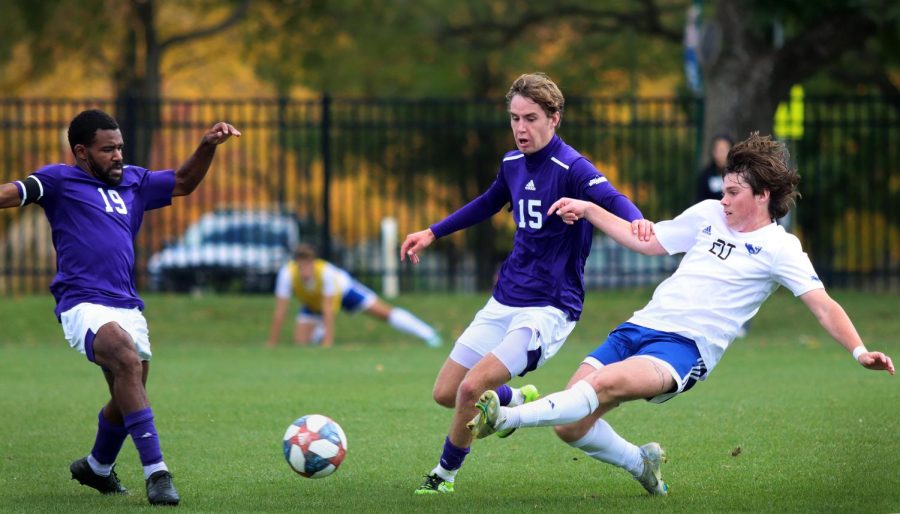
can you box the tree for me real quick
[120,0,250,161]
[0,0,250,163]
[408,0,898,157]
[243,0,684,288]
[698,0,899,144]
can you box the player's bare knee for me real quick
[432,387,455,408]
[109,346,142,376]
[95,330,141,375]
[456,379,483,406]
[586,372,626,404]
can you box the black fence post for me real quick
[321,93,332,260]
[118,93,138,164]
[277,96,288,207]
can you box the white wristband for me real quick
[852,346,868,362]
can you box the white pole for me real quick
[381,217,399,298]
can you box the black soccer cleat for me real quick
[146,470,180,506]
[70,457,128,495]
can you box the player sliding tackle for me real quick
[468,133,894,497]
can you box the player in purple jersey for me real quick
[401,73,649,495]
[0,109,240,506]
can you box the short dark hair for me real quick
[294,243,317,261]
[67,109,119,152]
[726,132,800,220]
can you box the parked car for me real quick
[147,209,300,293]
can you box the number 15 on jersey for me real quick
[518,199,542,229]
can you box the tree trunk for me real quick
[114,0,159,168]
[112,0,249,167]
[701,0,878,154]
[701,1,782,152]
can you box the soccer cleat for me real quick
[497,384,540,438]
[636,442,669,496]
[425,335,443,348]
[146,470,180,506]
[70,457,128,495]
[467,390,501,439]
[414,473,454,494]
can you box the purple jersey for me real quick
[431,135,642,320]
[28,164,176,317]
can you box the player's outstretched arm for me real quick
[400,228,436,265]
[548,197,667,256]
[0,183,22,209]
[172,122,241,197]
[800,289,895,375]
[266,297,291,348]
[321,296,336,348]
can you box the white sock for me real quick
[496,380,599,430]
[431,464,457,482]
[143,461,169,480]
[87,454,112,477]
[311,322,325,344]
[388,308,437,341]
[568,419,643,477]
[508,387,525,407]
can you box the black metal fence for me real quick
[1,95,897,295]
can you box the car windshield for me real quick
[199,224,291,247]
[180,213,297,249]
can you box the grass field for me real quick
[1,289,898,513]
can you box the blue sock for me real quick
[438,437,470,471]
[90,409,129,465]
[495,384,513,406]
[124,407,163,466]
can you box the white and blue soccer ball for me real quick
[282,414,348,478]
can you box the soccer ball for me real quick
[282,414,348,478]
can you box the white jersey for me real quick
[274,261,352,300]
[628,200,824,374]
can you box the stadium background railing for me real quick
[0,95,896,295]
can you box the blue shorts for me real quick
[585,322,707,403]
[339,281,377,312]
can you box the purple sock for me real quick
[124,407,163,466]
[90,409,129,465]
[438,436,470,471]
[495,384,513,406]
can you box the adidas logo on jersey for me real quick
[525,179,536,191]
[702,225,712,235]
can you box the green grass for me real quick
[1,289,898,513]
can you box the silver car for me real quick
[147,209,300,293]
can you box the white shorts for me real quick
[60,303,152,362]
[451,297,575,376]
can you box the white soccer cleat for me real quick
[636,442,668,496]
